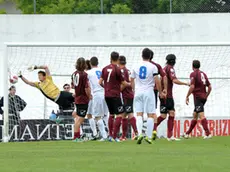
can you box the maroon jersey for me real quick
[101,64,124,98]
[190,70,210,99]
[150,61,166,90]
[120,67,134,99]
[163,65,177,98]
[71,71,89,104]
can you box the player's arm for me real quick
[99,68,104,87]
[186,73,195,105]
[130,78,135,91]
[28,65,51,76]
[173,79,189,86]
[18,72,36,87]
[205,76,212,99]
[85,83,92,100]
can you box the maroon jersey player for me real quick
[99,51,128,142]
[149,50,167,140]
[118,55,138,141]
[157,54,189,141]
[184,60,212,139]
[72,57,91,142]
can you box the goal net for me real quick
[2,42,230,142]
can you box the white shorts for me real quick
[92,92,109,117]
[87,100,93,115]
[134,89,156,114]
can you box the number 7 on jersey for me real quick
[107,69,112,82]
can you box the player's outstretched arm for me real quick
[28,65,51,76]
[173,79,189,86]
[18,72,36,87]
[185,84,195,105]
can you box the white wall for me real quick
[0,14,230,119]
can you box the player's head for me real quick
[9,85,16,96]
[166,54,176,66]
[76,57,86,71]
[90,56,99,67]
[110,51,119,63]
[63,83,71,92]
[192,60,200,70]
[142,48,151,60]
[150,50,154,61]
[118,55,126,66]
[85,60,91,71]
[38,71,46,82]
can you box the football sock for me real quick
[122,118,128,138]
[97,119,107,139]
[73,132,80,140]
[89,118,97,136]
[113,116,122,139]
[201,118,210,136]
[157,116,166,126]
[147,118,154,138]
[186,119,197,135]
[167,116,174,138]
[103,115,109,131]
[108,115,114,137]
[136,116,143,136]
[129,117,138,134]
[80,126,83,136]
[153,122,157,131]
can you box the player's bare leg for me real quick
[72,111,83,139]
[136,113,144,144]
[113,114,123,142]
[199,112,211,139]
[95,116,107,141]
[128,113,138,140]
[167,111,180,141]
[120,113,128,141]
[87,114,97,139]
[74,117,85,142]
[184,112,198,139]
[144,114,154,144]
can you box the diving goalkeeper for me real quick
[19,65,74,109]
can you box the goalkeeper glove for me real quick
[27,65,37,71]
[18,71,23,78]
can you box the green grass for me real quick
[0,137,230,172]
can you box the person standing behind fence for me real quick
[0,86,27,133]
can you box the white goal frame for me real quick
[3,42,230,142]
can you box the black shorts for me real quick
[194,98,206,113]
[56,91,74,109]
[154,90,158,108]
[75,104,88,118]
[105,97,124,115]
[160,98,175,114]
[123,98,133,114]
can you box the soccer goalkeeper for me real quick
[19,65,74,109]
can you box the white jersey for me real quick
[87,68,104,94]
[131,61,158,92]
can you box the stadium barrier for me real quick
[0,117,229,142]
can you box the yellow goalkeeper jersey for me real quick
[34,75,60,101]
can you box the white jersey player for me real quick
[87,57,108,141]
[131,48,161,145]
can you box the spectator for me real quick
[0,86,27,133]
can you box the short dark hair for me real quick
[111,51,119,62]
[166,54,176,66]
[63,83,70,89]
[85,60,91,70]
[38,71,46,76]
[150,50,154,61]
[119,55,126,65]
[9,85,16,91]
[90,56,98,66]
[142,48,151,60]
[76,57,86,71]
[193,60,200,69]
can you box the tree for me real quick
[130,0,154,13]
[111,3,131,14]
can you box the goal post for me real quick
[2,42,230,142]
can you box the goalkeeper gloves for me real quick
[18,71,23,78]
[27,65,37,71]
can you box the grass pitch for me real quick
[0,137,230,172]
